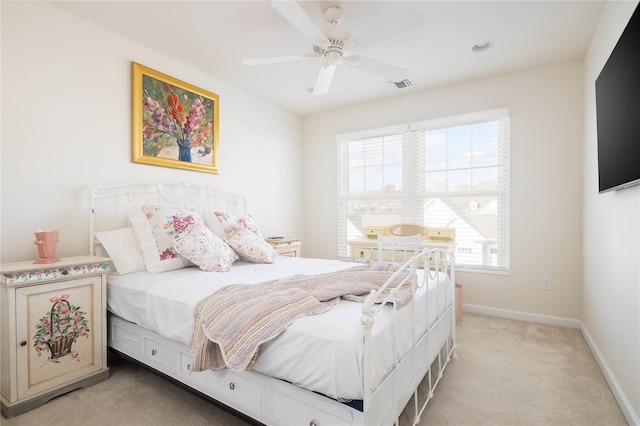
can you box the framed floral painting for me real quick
[132,62,219,173]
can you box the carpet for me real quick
[1,314,626,426]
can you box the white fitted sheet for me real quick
[107,256,451,400]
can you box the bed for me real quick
[88,181,456,426]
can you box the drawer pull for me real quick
[151,349,157,356]
[359,251,365,258]
[310,420,319,426]
[229,382,235,391]
[20,341,27,347]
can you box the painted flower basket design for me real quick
[33,294,90,363]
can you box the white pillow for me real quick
[129,205,199,273]
[173,223,238,272]
[94,228,146,274]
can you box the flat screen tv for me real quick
[595,3,640,193]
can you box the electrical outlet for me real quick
[542,277,551,290]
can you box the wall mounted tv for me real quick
[595,3,640,193]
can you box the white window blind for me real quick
[337,108,510,273]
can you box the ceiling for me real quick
[50,1,605,116]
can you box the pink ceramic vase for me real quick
[33,230,61,264]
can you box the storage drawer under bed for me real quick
[107,314,363,425]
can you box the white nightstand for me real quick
[1,256,111,418]
[266,238,302,258]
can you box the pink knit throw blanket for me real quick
[189,263,412,372]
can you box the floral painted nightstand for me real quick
[1,256,111,418]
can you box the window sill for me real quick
[456,265,510,276]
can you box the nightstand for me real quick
[266,238,302,258]
[1,256,111,418]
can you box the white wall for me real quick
[0,1,304,263]
[583,1,640,421]
[303,62,585,320]
[2,0,637,421]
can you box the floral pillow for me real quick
[173,223,238,272]
[225,226,276,264]
[129,205,200,273]
[203,211,239,238]
[203,211,276,263]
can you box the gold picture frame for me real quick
[132,62,219,174]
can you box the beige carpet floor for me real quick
[1,314,627,426]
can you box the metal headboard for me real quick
[88,181,247,255]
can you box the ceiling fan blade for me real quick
[243,53,316,66]
[270,1,327,44]
[312,64,337,96]
[346,55,410,82]
[355,9,425,50]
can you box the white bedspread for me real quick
[107,256,450,400]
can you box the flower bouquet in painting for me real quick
[132,63,219,173]
[141,77,214,164]
[33,294,90,362]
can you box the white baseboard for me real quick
[461,304,639,425]
[462,304,581,328]
[580,322,640,426]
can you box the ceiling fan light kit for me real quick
[243,1,425,96]
[325,50,342,66]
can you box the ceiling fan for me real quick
[242,1,425,96]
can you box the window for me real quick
[337,108,510,273]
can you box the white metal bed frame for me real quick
[88,181,456,426]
